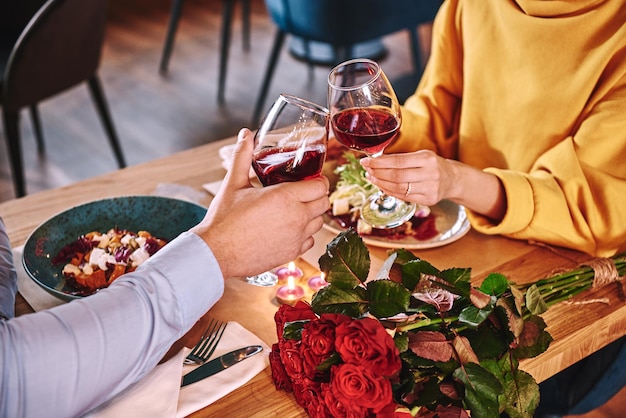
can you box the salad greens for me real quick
[329,153,379,213]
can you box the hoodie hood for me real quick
[515,0,606,17]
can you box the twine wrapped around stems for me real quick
[584,257,622,288]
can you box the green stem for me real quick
[524,253,626,309]
[397,316,458,332]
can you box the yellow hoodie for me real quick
[389,0,626,256]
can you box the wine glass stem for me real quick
[375,193,399,212]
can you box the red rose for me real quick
[321,383,369,418]
[331,363,394,414]
[274,301,317,340]
[335,317,401,377]
[279,339,305,381]
[269,343,292,392]
[292,377,327,417]
[300,314,351,378]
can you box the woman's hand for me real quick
[192,128,330,279]
[360,150,458,206]
[360,150,506,221]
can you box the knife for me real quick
[181,345,264,387]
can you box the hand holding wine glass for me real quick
[246,93,329,286]
[327,58,416,229]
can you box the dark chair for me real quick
[252,0,443,126]
[159,0,251,103]
[0,0,126,198]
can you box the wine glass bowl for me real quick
[328,59,415,229]
[331,107,400,158]
[252,94,329,186]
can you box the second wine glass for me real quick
[328,58,416,229]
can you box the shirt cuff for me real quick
[140,231,225,325]
[467,168,534,235]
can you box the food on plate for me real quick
[52,228,167,295]
[328,153,438,240]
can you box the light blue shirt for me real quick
[0,219,17,320]
[0,231,225,418]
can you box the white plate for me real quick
[323,200,471,249]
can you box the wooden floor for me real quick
[0,1,624,416]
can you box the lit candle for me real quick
[307,273,328,292]
[276,276,305,306]
[275,261,303,282]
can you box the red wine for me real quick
[252,145,326,186]
[332,108,399,156]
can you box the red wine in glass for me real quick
[331,108,399,157]
[252,144,326,186]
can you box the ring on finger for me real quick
[405,182,412,196]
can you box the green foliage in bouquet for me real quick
[311,229,553,418]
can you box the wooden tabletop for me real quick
[3,135,626,417]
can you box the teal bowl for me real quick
[22,196,207,301]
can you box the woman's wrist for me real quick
[447,161,506,221]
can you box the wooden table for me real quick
[3,135,626,417]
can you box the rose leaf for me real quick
[319,229,370,289]
[401,259,441,291]
[458,298,495,329]
[366,279,411,318]
[524,285,548,315]
[452,363,502,418]
[310,284,368,317]
[408,331,454,362]
[439,268,472,297]
[479,273,510,297]
[502,368,540,418]
[512,315,553,359]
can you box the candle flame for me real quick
[288,261,296,272]
[287,276,295,290]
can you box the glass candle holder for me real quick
[307,273,328,292]
[276,276,305,306]
[275,261,303,282]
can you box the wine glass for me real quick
[327,58,416,229]
[252,93,329,186]
[246,93,329,286]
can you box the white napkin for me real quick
[85,349,185,418]
[15,245,270,416]
[176,322,270,418]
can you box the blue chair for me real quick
[0,0,125,198]
[252,0,443,126]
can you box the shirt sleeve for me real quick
[0,231,224,418]
[386,0,463,158]
[0,218,17,320]
[470,76,626,257]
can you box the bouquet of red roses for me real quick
[270,229,559,417]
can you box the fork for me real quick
[184,319,227,365]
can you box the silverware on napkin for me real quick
[181,345,263,387]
